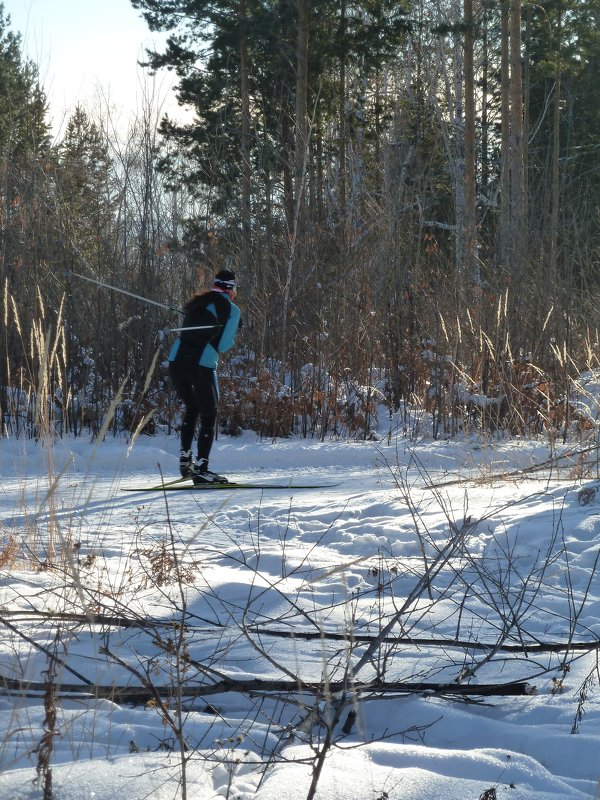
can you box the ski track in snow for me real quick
[0,432,599,798]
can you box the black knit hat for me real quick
[213,269,237,291]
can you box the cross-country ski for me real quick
[122,479,341,492]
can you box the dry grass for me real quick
[3,283,600,445]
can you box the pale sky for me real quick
[4,0,183,137]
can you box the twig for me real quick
[420,443,600,489]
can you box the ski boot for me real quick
[192,458,229,485]
[179,449,194,478]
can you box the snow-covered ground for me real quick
[1,423,600,799]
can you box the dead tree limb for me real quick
[0,674,535,703]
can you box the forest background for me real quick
[2,0,600,443]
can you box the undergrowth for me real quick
[2,286,600,442]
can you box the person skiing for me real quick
[168,269,241,483]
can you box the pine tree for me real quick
[130,0,410,247]
[526,0,600,286]
[0,4,50,286]
[56,106,114,263]
[0,4,51,431]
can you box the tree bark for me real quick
[549,6,562,279]
[339,0,347,229]
[294,0,309,218]
[500,1,510,273]
[509,0,526,288]
[0,673,535,702]
[463,0,478,286]
[281,0,309,368]
[239,0,252,273]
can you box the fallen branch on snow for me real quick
[0,674,535,703]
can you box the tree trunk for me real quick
[480,6,490,205]
[499,1,510,273]
[549,7,561,279]
[294,0,309,218]
[509,0,526,288]
[463,0,478,286]
[281,0,309,368]
[281,111,295,233]
[239,0,252,274]
[339,0,347,229]
[451,9,465,295]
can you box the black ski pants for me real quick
[169,361,219,463]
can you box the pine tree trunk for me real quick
[509,0,526,288]
[281,0,309,368]
[549,7,561,279]
[339,0,347,230]
[463,0,478,286]
[294,0,309,218]
[500,1,510,273]
[239,0,252,273]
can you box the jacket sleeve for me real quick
[218,303,241,353]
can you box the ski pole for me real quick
[66,269,183,314]
[169,325,220,332]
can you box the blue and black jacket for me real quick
[168,290,241,368]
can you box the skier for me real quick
[168,269,241,483]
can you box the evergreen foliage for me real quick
[0,4,53,432]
